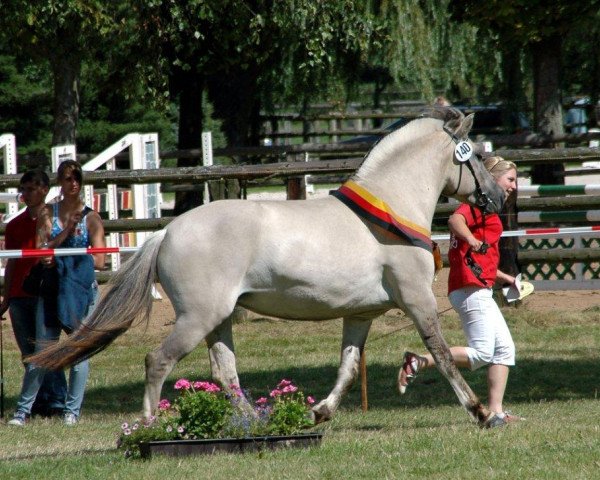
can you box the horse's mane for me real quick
[356,107,462,176]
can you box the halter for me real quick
[444,125,495,285]
[443,126,495,214]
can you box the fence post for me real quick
[202,132,213,204]
[360,349,368,412]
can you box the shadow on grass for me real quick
[4,357,593,416]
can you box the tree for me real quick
[0,1,132,146]
[0,52,53,157]
[449,0,600,184]
[137,0,376,212]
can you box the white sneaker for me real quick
[8,411,27,426]
[64,413,78,426]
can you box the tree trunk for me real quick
[51,54,81,146]
[530,35,565,185]
[207,67,260,149]
[174,72,205,215]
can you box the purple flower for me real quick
[307,396,315,405]
[123,428,132,436]
[121,422,129,430]
[177,426,185,433]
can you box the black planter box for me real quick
[139,432,323,458]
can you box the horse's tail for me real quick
[27,229,167,370]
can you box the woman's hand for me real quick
[467,236,484,252]
[65,210,83,236]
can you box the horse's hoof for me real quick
[482,413,506,429]
[311,404,332,424]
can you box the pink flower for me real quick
[269,389,282,398]
[123,428,131,436]
[255,397,268,406]
[174,379,191,390]
[158,399,171,411]
[282,385,298,394]
[177,426,185,433]
[193,381,221,392]
[307,396,315,405]
[277,379,292,388]
[121,422,129,430]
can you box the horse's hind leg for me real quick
[312,315,374,424]
[143,312,219,418]
[204,313,254,415]
[205,315,240,389]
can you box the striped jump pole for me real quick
[518,184,600,197]
[1,227,599,259]
[431,225,600,241]
[517,211,600,224]
[0,246,138,259]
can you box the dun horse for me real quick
[30,108,507,428]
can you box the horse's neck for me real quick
[353,142,446,228]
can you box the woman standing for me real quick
[8,161,105,426]
[398,156,520,428]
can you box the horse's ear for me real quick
[454,113,474,139]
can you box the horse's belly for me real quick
[237,282,393,320]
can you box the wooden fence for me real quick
[259,110,600,147]
[3,144,600,288]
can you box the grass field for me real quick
[0,300,599,479]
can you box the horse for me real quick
[30,107,507,428]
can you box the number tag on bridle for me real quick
[454,141,473,162]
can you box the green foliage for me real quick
[449,0,600,46]
[176,389,233,439]
[376,0,502,102]
[268,391,314,436]
[0,53,53,156]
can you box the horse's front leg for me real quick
[398,285,492,426]
[312,315,375,424]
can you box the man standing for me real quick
[1,169,66,421]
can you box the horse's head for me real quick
[438,107,505,214]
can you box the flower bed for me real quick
[118,378,321,458]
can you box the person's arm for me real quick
[86,211,106,270]
[496,268,516,287]
[448,213,485,252]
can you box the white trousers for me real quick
[449,286,515,370]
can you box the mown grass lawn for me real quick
[0,302,599,479]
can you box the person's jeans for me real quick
[9,297,67,410]
[14,282,99,417]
